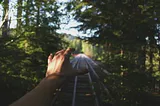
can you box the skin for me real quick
[10,48,88,106]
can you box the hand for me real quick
[46,48,88,77]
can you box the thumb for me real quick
[48,54,53,64]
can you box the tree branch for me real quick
[0,10,9,28]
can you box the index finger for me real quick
[64,48,75,57]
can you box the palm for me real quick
[46,48,87,77]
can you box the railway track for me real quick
[51,54,110,106]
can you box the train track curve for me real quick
[51,54,111,106]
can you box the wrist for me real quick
[41,75,66,87]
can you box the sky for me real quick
[0,0,88,37]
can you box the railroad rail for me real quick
[51,54,110,106]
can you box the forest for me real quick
[0,0,160,106]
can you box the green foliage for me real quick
[64,35,99,57]
[0,1,68,105]
[0,0,160,105]
[105,72,152,106]
[66,0,160,105]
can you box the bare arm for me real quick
[10,48,88,106]
[10,76,65,106]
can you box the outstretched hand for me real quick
[10,48,88,106]
[46,48,88,77]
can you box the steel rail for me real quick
[82,57,100,106]
[51,55,80,106]
[71,76,77,106]
[88,72,100,106]
[72,54,99,106]
[51,54,110,106]
[71,56,81,106]
[85,58,111,98]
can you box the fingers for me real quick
[55,49,65,55]
[48,53,53,64]
[64,48,75,58]
[54,48,75,57]
[65,48,75,54]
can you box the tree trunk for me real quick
[17,0,23,31]
[36,3,40,36]
[149,47,153,72]
[2,0,9,37]
[25,0,30,26]
[159,49,160,71]
[137,46,146,72]
[141,45,146,71]
[158,49,160,93]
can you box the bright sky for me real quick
[0,0,88,37]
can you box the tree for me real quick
[66,0,160,105]
[0,1,67,105]
[17,0,23,32]
[2,0,9,37]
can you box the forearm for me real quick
[10,76,65,106]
